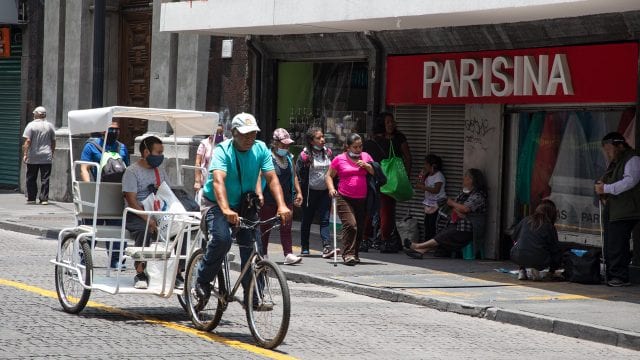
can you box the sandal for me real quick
[404,248,424,259]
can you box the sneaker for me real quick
[283,253,302,265]
[175,273,185,289]
[133,272,149,289]
[343,256,358,266]
[518,269,527,280]
[527,268,542,281]
[300,249,310,256]
[322,246,341,259]
[607,278,631,287]
[193,282,211,311]
[380,242,399,253]
[253,301,274,312]
[40,200,48,205]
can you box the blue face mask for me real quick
[146,154,164,168]
[312,145,323,151]
[348,151,361,159]
[276,148,289,157]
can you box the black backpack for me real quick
[563,249,602,284]
[89,140,127,183]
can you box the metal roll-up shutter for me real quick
[394,106,429,224]
[429,105,465,196]
[394,105,465,237]
[0,33,22,186]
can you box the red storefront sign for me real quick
[0,27,10,58]
[386,43,638,105]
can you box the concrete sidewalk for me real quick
[1,190,640,350]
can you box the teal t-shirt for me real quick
[203,139,274,209]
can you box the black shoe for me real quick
[403,238,412,249]
[359,240,369,252]
[404,248,424,259]
[175,273,185,290]
[193,282,211,311]
[380,242,399,253]
[370,239,382,251]
[607,278,631,287]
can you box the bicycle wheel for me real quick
[184,248,226,331]
[245,259,291,349]
[54,234,92,314]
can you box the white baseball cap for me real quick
[231,113,261,134]
[33,106,47,115]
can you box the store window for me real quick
[512,107,636,237]
[277,61,368,155]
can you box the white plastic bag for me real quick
[142,181,188,240]
[396,213,419,244]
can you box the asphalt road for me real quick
[1,229,638,359]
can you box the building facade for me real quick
[160,0,640,260]
[32,0,252,201]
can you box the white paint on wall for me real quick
[160,0,640,35]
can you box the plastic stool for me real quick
[462,242,475,260]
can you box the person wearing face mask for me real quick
[255,128,303,265]
[296,127,335,257]
[194,124,227,194]
[79,120,131,269]
[405,168,487,259]
[193,113,293,310]
[80,120,130,182]
[326,133,375,265]
[122,136,171,289]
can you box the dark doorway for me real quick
[118,0,152,151]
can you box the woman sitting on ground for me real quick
[510,199,562,281]
[405,168,487,259]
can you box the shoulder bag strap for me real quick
[388,139,396,158]
[89,139,104,153]
[233,147,243,193]
[154,167,161,188]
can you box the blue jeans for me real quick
[300,189,331,250]
[197,205,261,293]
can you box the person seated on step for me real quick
[405,168,487,259]
[510,199,562,281]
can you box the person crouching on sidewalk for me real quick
[510,199,562,281]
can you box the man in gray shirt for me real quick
[22,106,56,205]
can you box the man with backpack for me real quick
[79,120,130,269]
[80,120,129,182]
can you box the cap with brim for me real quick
[231,113,261,134]
[33,106,46,115]
[273,128,294,144]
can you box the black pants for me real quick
[26,163,51,202]
[423,211,438,241]
[604,218,638,282]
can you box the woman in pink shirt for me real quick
[325,133,375,265]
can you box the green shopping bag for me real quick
[380,140,414,201]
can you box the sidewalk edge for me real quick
[281,267,640,351]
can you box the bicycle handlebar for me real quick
[236,216,282,230]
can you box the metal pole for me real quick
[92,0,105,108]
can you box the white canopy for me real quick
[67,106,219,136]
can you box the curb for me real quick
[0,221,59,239]
[278,266,640,351]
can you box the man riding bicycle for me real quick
[194,113,292,308]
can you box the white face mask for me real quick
[462,187,471,194]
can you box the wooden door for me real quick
[118,0,152,151]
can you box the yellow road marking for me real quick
[525,294,591,301]
[0,278,297,360]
